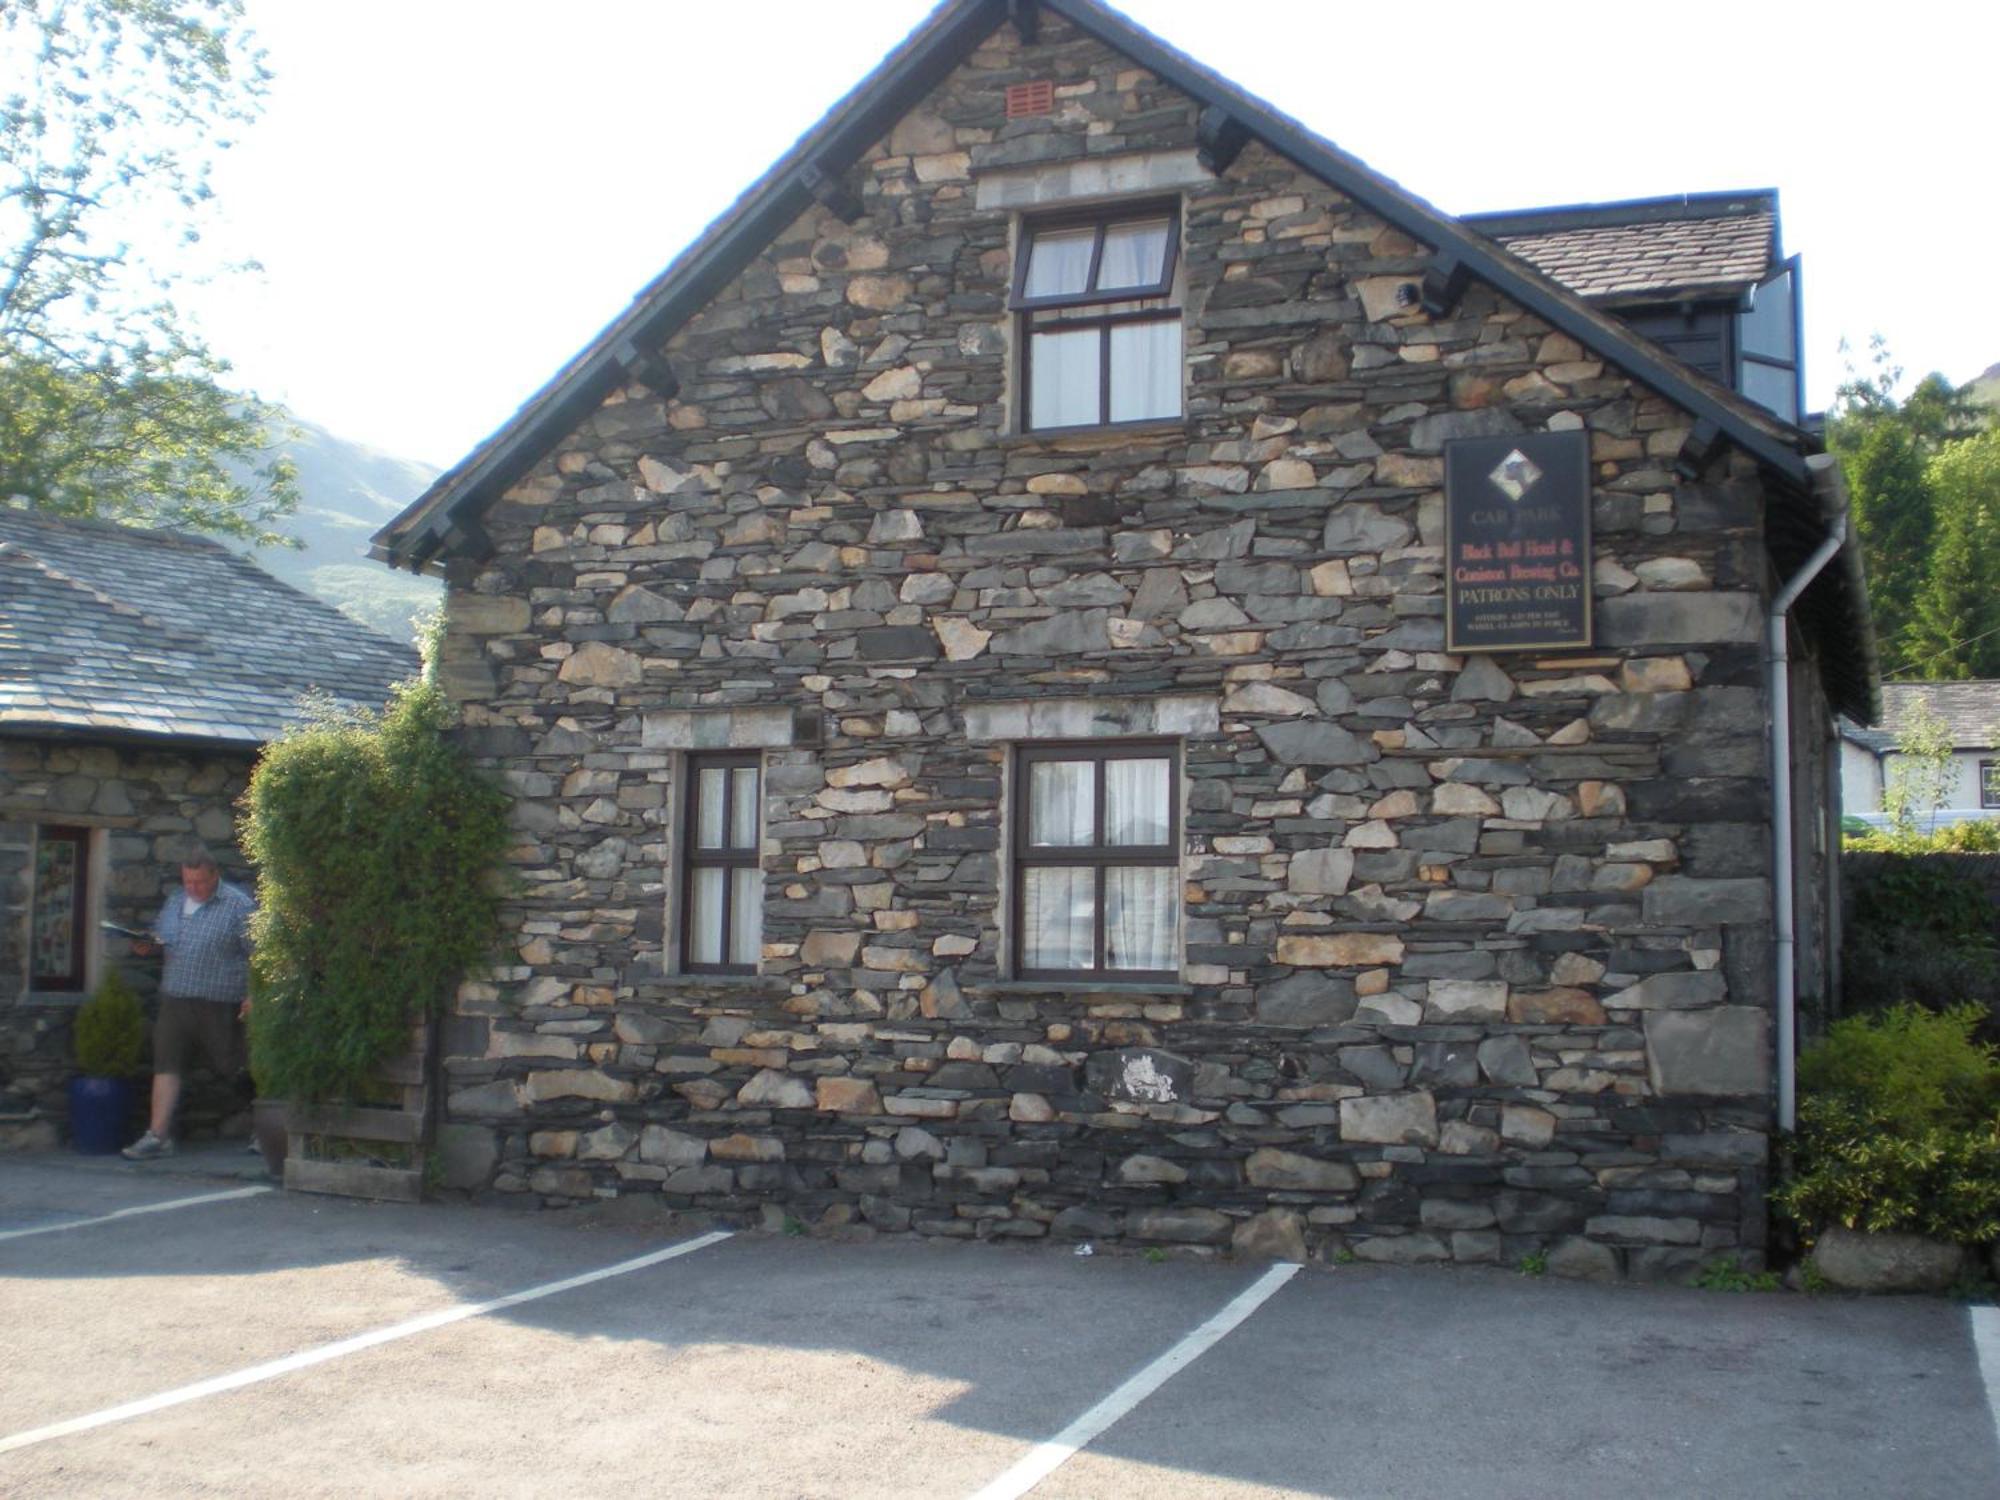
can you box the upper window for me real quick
[1012,743,1181,982]
[31,825,90,992]
[680,754,762,974]
[1012,205,1182,432]
[1981,761,2000,811]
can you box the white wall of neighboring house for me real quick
[1840,740,1884,815]
[1843,745,2000,823]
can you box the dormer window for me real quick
[1012,204,1182,431]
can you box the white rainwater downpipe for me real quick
[1769,455,1849,1132]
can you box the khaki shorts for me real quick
[154,996,242,1076]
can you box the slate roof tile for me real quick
[0,509,417,747]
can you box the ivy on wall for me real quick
[242,681,510,1103]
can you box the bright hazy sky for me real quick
[185,0,2000,468]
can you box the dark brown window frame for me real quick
[679,751,762,976]
[1011,740,1181,983]
[1011,201,1182,433]
[1981,760,2000,811]
[30,824,91,993]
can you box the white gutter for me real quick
[1769,452,1850,1132]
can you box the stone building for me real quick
[0,509,415,1145]
[375,0,1875,1276]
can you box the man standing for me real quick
[123,845,255,1160]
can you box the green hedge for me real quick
[243,681,509,1103]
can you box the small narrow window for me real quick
[1981,761,2000,811]
[31,825,90,992]
[1012,743,1180,981]
[1013,204,1182,432]
[681,754,762,974]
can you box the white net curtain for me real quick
[1021,753,1178,974]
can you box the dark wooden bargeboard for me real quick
[1444,431,1592,652]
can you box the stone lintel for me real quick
[641,706,795,751]
[961,694,1220,744]
[974,148,1210,212]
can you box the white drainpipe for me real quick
[1769,454,1850,1132]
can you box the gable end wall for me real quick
[429,16,1808,1278]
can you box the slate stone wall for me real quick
[428,16,1819,1278]
[0,735,254,1141]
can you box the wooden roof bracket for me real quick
[1674,417,1723,480]
[1420,252,1469,317]
[612,338,680,401]
[1195,105,1251,176]
[798,161,865,225]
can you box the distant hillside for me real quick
[241,416,442,643]
[1972,362,2000,412]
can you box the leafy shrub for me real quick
[72,969,146,1078]
[243,681,509,1104]
[1797,1004,2000,1128]
[1776,1005,2000,1245]
[1776,1101,2000,1244]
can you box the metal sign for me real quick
[1444,430,1591,652]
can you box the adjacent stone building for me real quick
[0,510,415,1145]
[375,0,1875,1276]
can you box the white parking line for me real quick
[0,1185,272,1242]
[1974,1306,2000,1465]
[0,1229,733,1456]
[968,1260,1300,1500]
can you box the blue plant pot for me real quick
[69,1075,134,1155]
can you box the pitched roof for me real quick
[1463,192,1778,303]
[368,0,1875,722]
[1873,681,2000,751]
[0,508,418,749]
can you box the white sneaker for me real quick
[122,1130,174,1160]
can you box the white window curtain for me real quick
[1028,759,1094,845]
[1030,328,1100,429]
[1109,320,1181,423]
[1105,866,1177,972]
[1024,226,1094,298]
[1104,757,1169,845]
[1098,218,1170,290]
[1023,866,1094,970]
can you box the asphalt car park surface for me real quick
[4,1149,1998,1498]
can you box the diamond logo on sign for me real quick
[1487,449,1543,503]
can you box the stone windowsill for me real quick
[974,980,1194,1000]
[632,972,792,1000]
[996,420,1187,454]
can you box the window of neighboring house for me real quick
[30,825,90,992]
[680,753,762,974]
[1012,742,1181,981]
[1012,204,1182,432]
[1982,760,2000,810]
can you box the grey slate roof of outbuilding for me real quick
[1462,192,1778,303]
[1871,681,2000,751]
[0,508,418,748]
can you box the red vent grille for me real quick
[1006,80,1055,118]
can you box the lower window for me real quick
[1013,743,1180,981]
[1982,760,2000,811]
[681,753,761,974]
[31,825,90,992]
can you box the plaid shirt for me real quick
[154,881,256,1004]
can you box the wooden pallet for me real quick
[283,1018,434,1203]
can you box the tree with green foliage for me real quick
[1879,700,1957,833]
[1902,430,2000,679]
[0,0,297,542]
[1829,339,1998,679]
